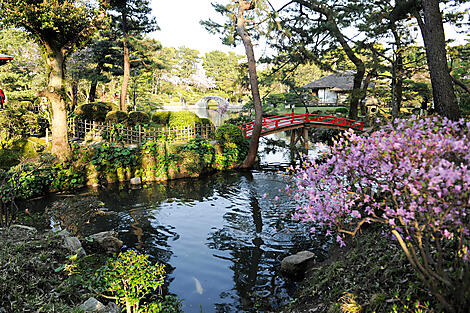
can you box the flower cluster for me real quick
[290,116,470,259]
[288,116,470,310]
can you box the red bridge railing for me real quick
[239,112,363,138]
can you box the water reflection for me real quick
[26,136,330,312]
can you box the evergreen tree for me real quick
[0,0,108,160]
[109,0,158,112]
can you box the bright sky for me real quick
[150,0,241,55]
[150,0,469,57]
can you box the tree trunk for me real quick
[238,1,263,169]
[391,29,404,119]
[120,11,130,113]
[46,50,72,160]
[71,80,78,112]
[416,0,460,119]
[89,80,98,103]
[89,62,104,103]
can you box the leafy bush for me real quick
[101,250,166,313]
[90,143,138,174]
[199,118,213,126]
[288,116,470,312]
[75,102,112,122]
[334,107,348,115]
[215,123,245,146]
[152,111,171,125]
[128,111,150,127]
[224,115,252,126]
[168,111,201,128]
[106,111,128,124]
[0,107,42,149]
[178,136,215,169]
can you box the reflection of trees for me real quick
[207,171,327,312]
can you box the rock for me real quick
[88,231,123,254]
[104,302,121,313]
[63,236,86,257]
[130,177,142,185]
[79,297,105,312]
[57,229,71,238]
[280,250,315,277]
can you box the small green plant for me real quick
[102,250,166,313]
[90,143,138,173]
[339,293,362,313]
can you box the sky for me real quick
[150,0,469,57]
[150,0,241,55]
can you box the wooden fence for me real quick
[68,118,216,145]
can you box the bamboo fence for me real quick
[67,118,216,145]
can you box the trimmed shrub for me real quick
[105,111,128,124]
[152,111,171,125]
[199,118,214,126]
[75,102,112,122]
[127,111,150,126]
[168,111,201,128]
[334,107,348,115]
[224,115,252,126]
[215,123,244,146]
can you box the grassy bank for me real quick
[279,225,438,313]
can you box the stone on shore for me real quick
[88,231,123,255]
[130,177,141,185]
[281,250,315,277]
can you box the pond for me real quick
[28,135,331,312]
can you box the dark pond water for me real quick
[28,135,331,312]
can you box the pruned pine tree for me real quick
[109,0,158,112]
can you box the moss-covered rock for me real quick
[0,227,93,312]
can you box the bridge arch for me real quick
[195,96,230,109]
[238,113,363,153]
[239,113,363,138]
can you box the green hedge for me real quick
[75,102,112,122]
[152,111,172,125]
[215,123,245,146]
[105,111,128,124]
[128,111,150,126]
[168,111,201,128]
[334,107,349,115]
[199,118,214,126]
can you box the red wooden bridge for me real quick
[239,112,363,138]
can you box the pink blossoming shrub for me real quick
[289,116,470,312]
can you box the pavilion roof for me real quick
[302,71,374,91]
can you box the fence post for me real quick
[138,124,142,146]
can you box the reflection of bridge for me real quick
[238,113,363,151]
